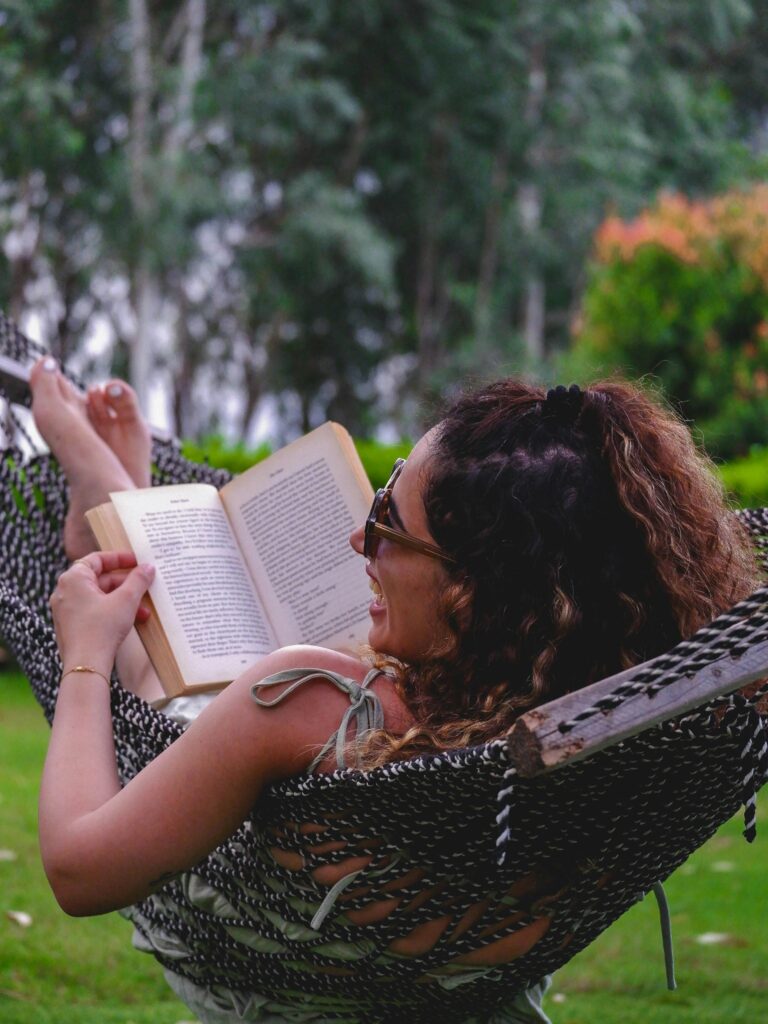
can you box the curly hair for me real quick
[365,378,760,764]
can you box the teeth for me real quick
[369,578,386,604]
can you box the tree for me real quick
[282,0,763,424]
[2,0,768,441]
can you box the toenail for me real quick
[43,357,57,371]
[107,384,123,397]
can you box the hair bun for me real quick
[543,383,583,423]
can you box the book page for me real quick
[110,485,278,686]
[220,423,374,650]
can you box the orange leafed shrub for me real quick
[573,185,768,459]
[594,187,768,285]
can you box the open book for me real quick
[86,422,375,699]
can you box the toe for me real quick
[30,357,71,410]
[30,356,60,393]
[103,379,141,421]
[30,357,84,407]
[87,385,111,425]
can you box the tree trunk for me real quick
[163,0,206,158]
[300,393,311,436]
[518,183,545,363]
[239,311,283,441]
[475,144,510,348]
[53,268,81,365]
[8,175,39,325]
[415,117,450,404]
[8,248,35,326]
[517,42,548,365]
[163,0,207,432]
[338,112,368,186]
[128,0,155,412]
[171,285,194,436]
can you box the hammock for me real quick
[1,312,767,1023]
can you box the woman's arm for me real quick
[39,552,368,916]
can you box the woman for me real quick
[30,359,758,1021]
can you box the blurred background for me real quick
[3,0,768,482]
[3,7,768,1021]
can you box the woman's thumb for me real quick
[124,562,156,599]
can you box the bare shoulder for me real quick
[243,644,371,684]
[186,647,370,782]
[262,646,414,735]
[190,646,412,781]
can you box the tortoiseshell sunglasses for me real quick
[364,459,454,563]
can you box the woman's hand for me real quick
[50,551,155,673]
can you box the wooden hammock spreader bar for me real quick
[508,634,768,777]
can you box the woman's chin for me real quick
[367,606,418,662]
[367,621,385,651]
[367,615,395,657]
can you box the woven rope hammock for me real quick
[1,312,768,1024]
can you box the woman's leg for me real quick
[30,359,164,704]
[30,360,137,561]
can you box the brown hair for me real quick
[365,378,759,764]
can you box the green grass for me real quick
[0,670,192,1024]
[551,822,768,1023]
[0,669,766,1023]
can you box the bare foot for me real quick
[86,380,152,488]
[30,358,136,561]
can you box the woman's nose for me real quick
[349,523,365,555]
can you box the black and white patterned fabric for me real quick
[1,315,767,1023]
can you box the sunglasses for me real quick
[364,459,454,563]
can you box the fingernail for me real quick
[140,563,155,578]
[107,384,123,398]
[43,357,57,372]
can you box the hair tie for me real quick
[543,384,583,423]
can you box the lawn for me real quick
[0,670,190,1024]
[1,668,765,1023]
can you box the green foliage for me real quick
[571,188,768,458]
[719,446,768,507]
[353,438,413,489]
[237,171,398,438]
[182,434,413,489]
[4,0,768,439]
[181,436,273,476]
[185,432,768,507]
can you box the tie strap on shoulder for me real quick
[251,666,386,771]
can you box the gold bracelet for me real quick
[61,665,111,686]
